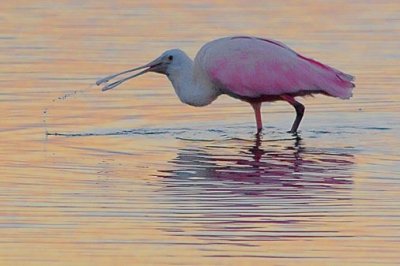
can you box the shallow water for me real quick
[1,1,400,265]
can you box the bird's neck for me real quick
[167,57,219,107]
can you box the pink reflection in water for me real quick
[159,136,353,197]
[156,137,355,247]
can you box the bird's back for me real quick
[194,36,354,100]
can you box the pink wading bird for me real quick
[97,36,355,134]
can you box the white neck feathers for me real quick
[167,55,219,107]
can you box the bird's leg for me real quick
[251,102,263,134]
[281,95,305,134]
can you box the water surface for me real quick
[1,1,400,265]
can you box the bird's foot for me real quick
[254,129,263,139]
[287,130,300,137]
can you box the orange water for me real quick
[1,1,399,265]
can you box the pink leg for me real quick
[281,95,305,133]
[251,102,263,133]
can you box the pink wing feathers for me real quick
[195,37,354,100]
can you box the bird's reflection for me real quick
[156,135,355,244]
[158,135,354,199]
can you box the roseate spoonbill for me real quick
[97,36,354,133]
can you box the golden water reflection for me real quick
[1,0,400,265]
[158,136,354,242]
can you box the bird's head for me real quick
[97,49,188,91]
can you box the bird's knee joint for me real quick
[295,103,305,113]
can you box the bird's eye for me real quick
[168,55,173,60]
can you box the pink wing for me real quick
[195,37,354,99]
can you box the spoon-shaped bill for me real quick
[96,64,149,86]
[101,68,150,91]
[96,56,165,91]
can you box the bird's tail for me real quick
[298,54,355,99]
[327,68,355,99]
